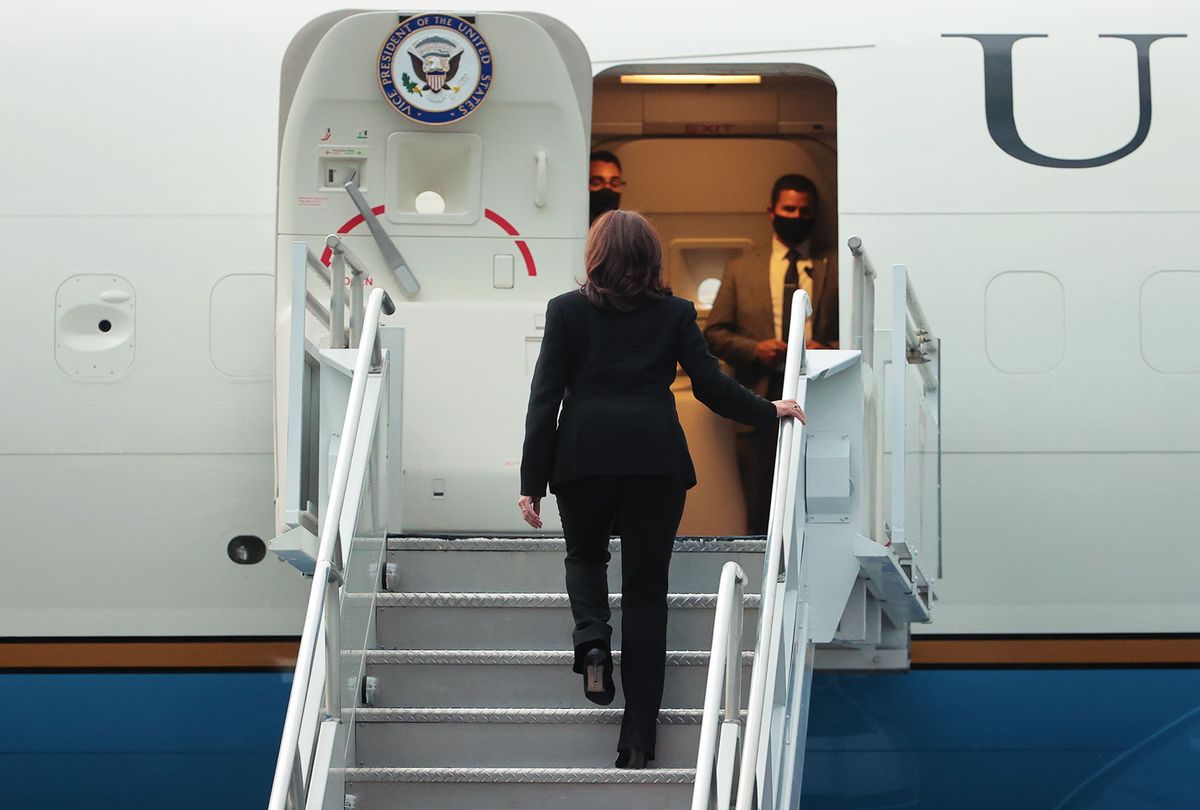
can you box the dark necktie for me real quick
[781,249,801,342]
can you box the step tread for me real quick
[341,766,696,784]
[359,649,754,665]
[388,537,765,553]
[354,707,719,724]
[374,592,761,608]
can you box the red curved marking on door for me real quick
[484,208,538,276]
[513,240,536,276]
[319,205,386,266]
[316,205,537,277]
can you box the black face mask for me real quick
[589,188,621,224]
[772,215,815,246]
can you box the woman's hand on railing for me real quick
[517,495,543,529]
[773,400,806,423]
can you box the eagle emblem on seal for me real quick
[408,36,463,94]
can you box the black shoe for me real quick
[583,646,615,706]
[615,748,648,769]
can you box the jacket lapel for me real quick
[745,247,772,339]
[811,254,828,312]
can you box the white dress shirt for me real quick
[769,236,814,344]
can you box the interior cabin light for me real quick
[619,74,762,85]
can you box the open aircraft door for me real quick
[275,12,591,534]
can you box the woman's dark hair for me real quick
[582,210,670,311]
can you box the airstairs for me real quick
[341,536,760,807]
[267,235,942,809]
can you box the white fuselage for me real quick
[3,0,1197,640]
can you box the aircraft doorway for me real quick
[592,67,838,536]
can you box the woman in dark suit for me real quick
[517,211,804,769]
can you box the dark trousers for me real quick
[736,372,782,536]
[736,422,779,536]
[555,475,688,758]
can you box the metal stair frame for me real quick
[268,287,400,810]
[716,245,945,808]
[265,236,944,808]
[343,536,766,809]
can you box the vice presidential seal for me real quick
[377,14,494,126]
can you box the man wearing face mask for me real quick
[589,150,624,225]
[704,173,838,534]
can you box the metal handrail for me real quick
[691,561,747,810]
[895,264,939,391]
[268,287,394,810]
[326,234,362,348]
[306,290,331,329]
[304,245,332,285]
[848,235,877,367]
[325,235,379,349]
[889,265,941,568]
[297,245,335,329]
[735,289,811,810]
[902,269,933,352]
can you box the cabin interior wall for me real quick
[592,73,836,535]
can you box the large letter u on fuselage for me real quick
[944,34,1185,169]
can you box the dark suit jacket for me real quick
[704,241,838,398]
[520,290,778,497]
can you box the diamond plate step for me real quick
[343,767,695,810]
[341,536,757,808]
[387,537,766,551]
[359,649,753,709]
[375,593,760,608]
[343,766,696,782]
[374,593,760,651]
[360,650,754,666]
[355,707,713,723]
[354,708,711,768]
[386,537,765,594]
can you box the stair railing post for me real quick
[847,236,878,368]
[723,575,745,726]
[349,266,364,349]
[286,748,304,809]
[322,562,344,721]
[717,568,747,809]
[270,289,392,810]
[370,291,394,372]
[692,561,746,810]
[332,528,344,573]
[735,291,810,810]
[848,235,865,353]
[329,240,347,349]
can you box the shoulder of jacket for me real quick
[548,289,587,310]
[667,295,696,315]
[729,248,755,267]
[731,246,767,271]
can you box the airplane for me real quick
[1,1,1197,807]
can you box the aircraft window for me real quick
[697,278,721,309]
[985,272,1065,374]
[1141,270,1200,373]
[415,190,447,215]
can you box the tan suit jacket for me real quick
[703,241,838,400]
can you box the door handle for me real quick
[534,150,547,208]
